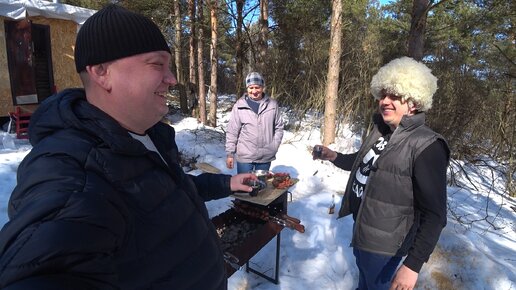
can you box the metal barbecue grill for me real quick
[211,177,302,284]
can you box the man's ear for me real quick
[408,102,418,114]
[405,99,418,114]
[85,63,111,92]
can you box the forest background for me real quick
[62,0,514,197]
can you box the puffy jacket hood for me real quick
[29,88,146,154]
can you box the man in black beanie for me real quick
[0,4,256,290]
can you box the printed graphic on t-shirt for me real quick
[351,136,389,198]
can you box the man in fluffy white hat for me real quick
[313,57,450,290]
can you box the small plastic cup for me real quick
[245,178,266,197]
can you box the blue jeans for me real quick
[353,248,402,290]
[236,162,271,174]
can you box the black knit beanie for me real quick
[74,4,170,72]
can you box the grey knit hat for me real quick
[245,72,265,87]
[74,4,170,72]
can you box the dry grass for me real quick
[418,243,472,290]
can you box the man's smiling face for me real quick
[378,92,415,130]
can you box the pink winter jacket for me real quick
[225,94,284,163]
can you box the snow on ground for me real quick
[1,96,515,289]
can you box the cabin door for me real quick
[5,19,54,105]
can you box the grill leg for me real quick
[245,232,281,284]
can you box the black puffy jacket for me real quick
[0,89,230,290]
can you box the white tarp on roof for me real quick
[0,0,96,25]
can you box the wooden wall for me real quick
[0,19,11,117]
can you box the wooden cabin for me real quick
[0,0,95,122]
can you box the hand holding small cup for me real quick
[312,145,323,159]
[312,145,338,161]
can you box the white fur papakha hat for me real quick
[370,56,437,112]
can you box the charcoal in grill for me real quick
[216,219,260,252]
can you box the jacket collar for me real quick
[397,112,426,132]
[29,88,174,156]
[236,93,271,113]
[372,112,426,135]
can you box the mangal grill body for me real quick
[211,180,298,284]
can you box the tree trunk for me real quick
[188,0,197,85]
[208,0,218,127]
[188,0,198,117]
[408,0,429,60]
[257,0,269,72]
[235,0,245,99]
[197,0,207,124]
[174,0,188,113]
[323,0,343,145]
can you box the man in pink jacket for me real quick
[225,72,284,173]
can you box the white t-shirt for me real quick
[128,132,168,165]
